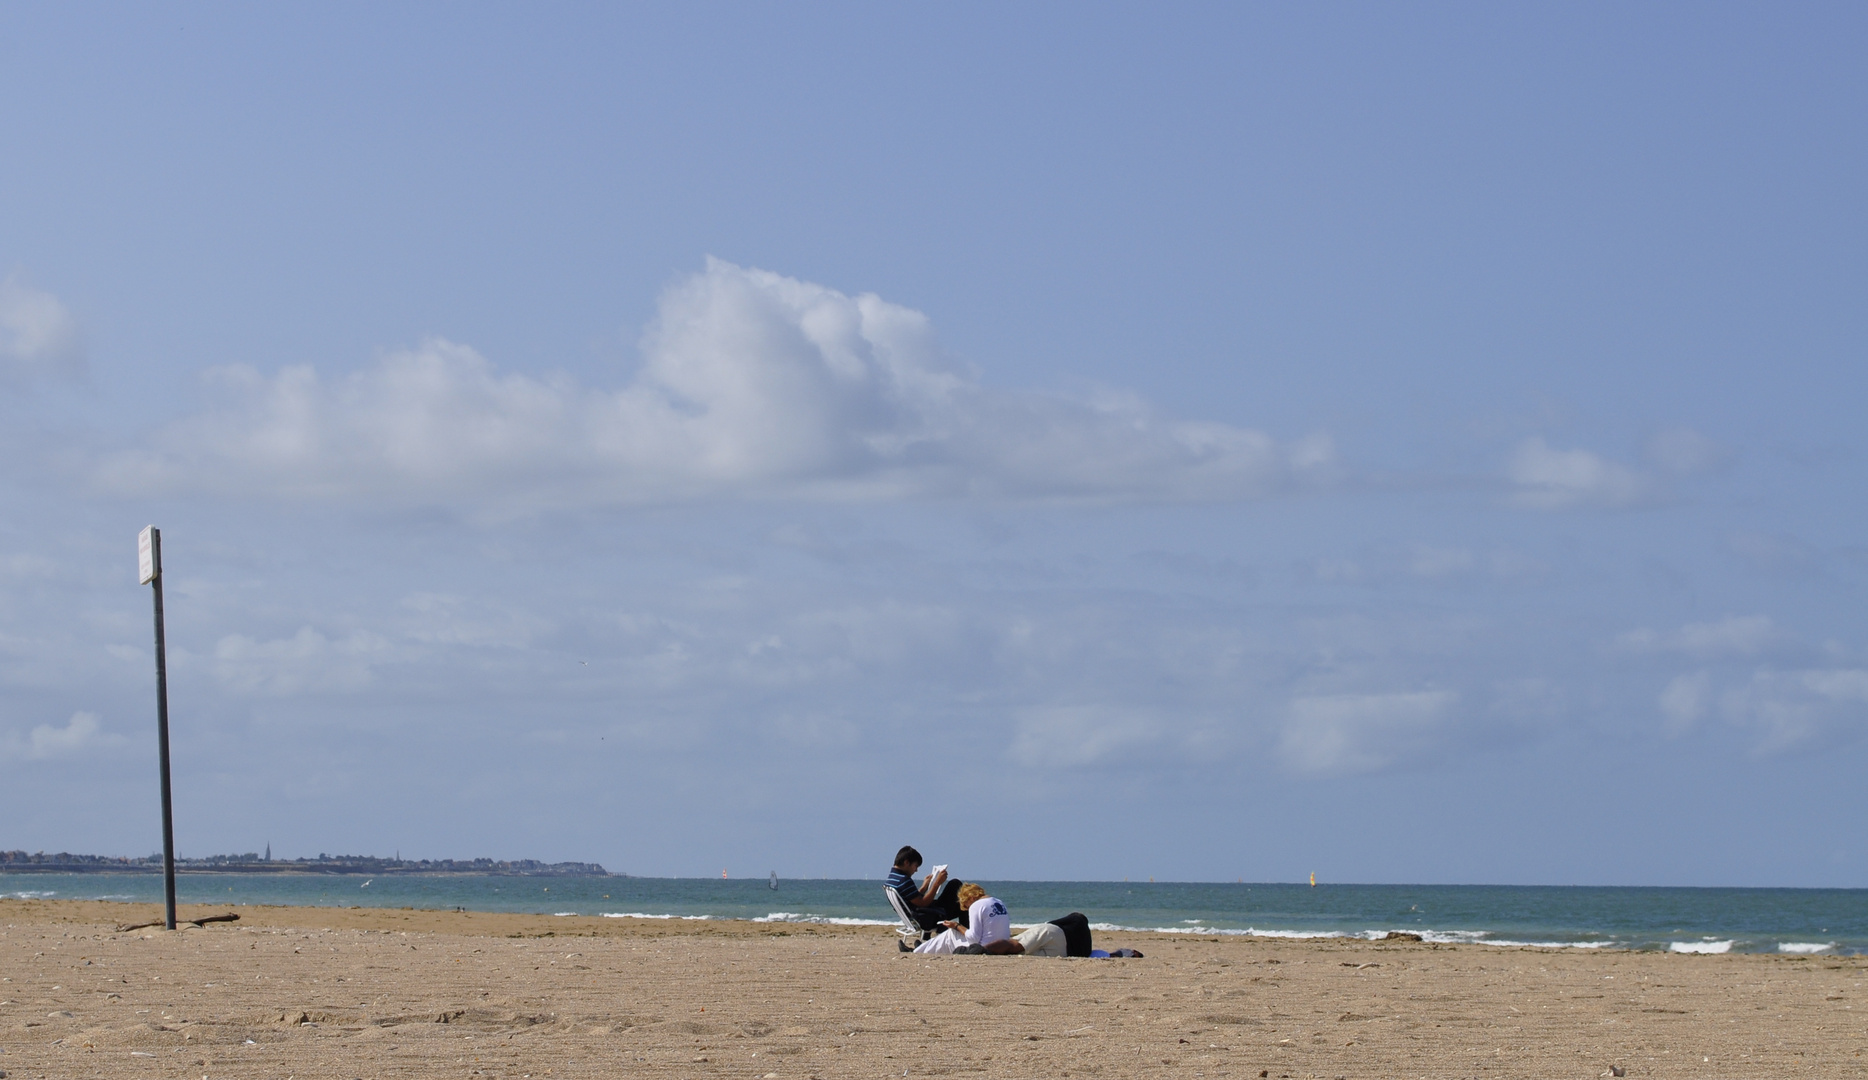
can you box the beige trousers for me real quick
[1015,922,1067,957]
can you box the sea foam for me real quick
[752,912,896,927]
[1089,923,1336,938]
[1668,939,1734,954]
[1777,941,1833,954]
[1083,922,1612,949]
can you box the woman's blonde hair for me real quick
[957,883,986,908]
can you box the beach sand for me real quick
[1,898,1862,1079]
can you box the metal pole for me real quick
[148,528,177,931]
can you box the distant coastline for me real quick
[0,850,612,877]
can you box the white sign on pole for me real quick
[138,525,159,585]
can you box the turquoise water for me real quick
[6,873,1863,955]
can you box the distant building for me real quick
[0,849,608,876]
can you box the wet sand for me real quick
[1,898,1863,1079]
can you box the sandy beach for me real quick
[1,898,1862,1079]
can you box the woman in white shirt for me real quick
[914,883,1022,954]
[912,884,1079,956]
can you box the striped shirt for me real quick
[886,867,921,908]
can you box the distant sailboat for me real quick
[769,871,778,891]
[1310,871,1316,887]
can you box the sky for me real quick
[1,3,1864,887]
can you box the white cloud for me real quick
[1618,615,1783,660]
[211,627,399,695]
[0,275,81,379]
[1728,531,1824,574]
[1720,668,1868,752]
[97,259,1330,508]
[1304,545,1547,587]
[1406,546,1548,582]
[0,712,124,762]
[1408,546,1476,578]
[1644,427,1731,475]
[1009,705,1171,768]
[397,593,551,649]
[1505,437,1648,509]
[1658,670,1711,733]
[1506,427,1727,511]
[1311,557,1363,583]
[1279,690,1457,775]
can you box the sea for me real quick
[4,874,1863,956]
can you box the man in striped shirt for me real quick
[888,845,965,931]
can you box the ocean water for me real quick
[5,873,1863,956]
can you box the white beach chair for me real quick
[885,885,933,946]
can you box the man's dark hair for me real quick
[894,845,922,869]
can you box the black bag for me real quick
[1047,912,1093,958]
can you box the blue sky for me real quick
[2,3,1864,886]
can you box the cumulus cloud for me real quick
[1618,615,1784,660]
[1720,668,1868,752]
[0,274,82,379]
[1644,427,1731,475]
[0,712,124,762]
[1408,546,1476,578]
[1505,428,1727,511]
[1651,662,1868,751]
[97,260,1330,508]
[1658,670,1712,733]
[1279,690,1458,775]
[397,593,551,649]
[1009,705,1175,768]
[1407,545,1548,582]
[1505,437,1648,509]
[211,627,399,695]
[1727,531,1854,577]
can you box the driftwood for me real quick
[116,912,240,932]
